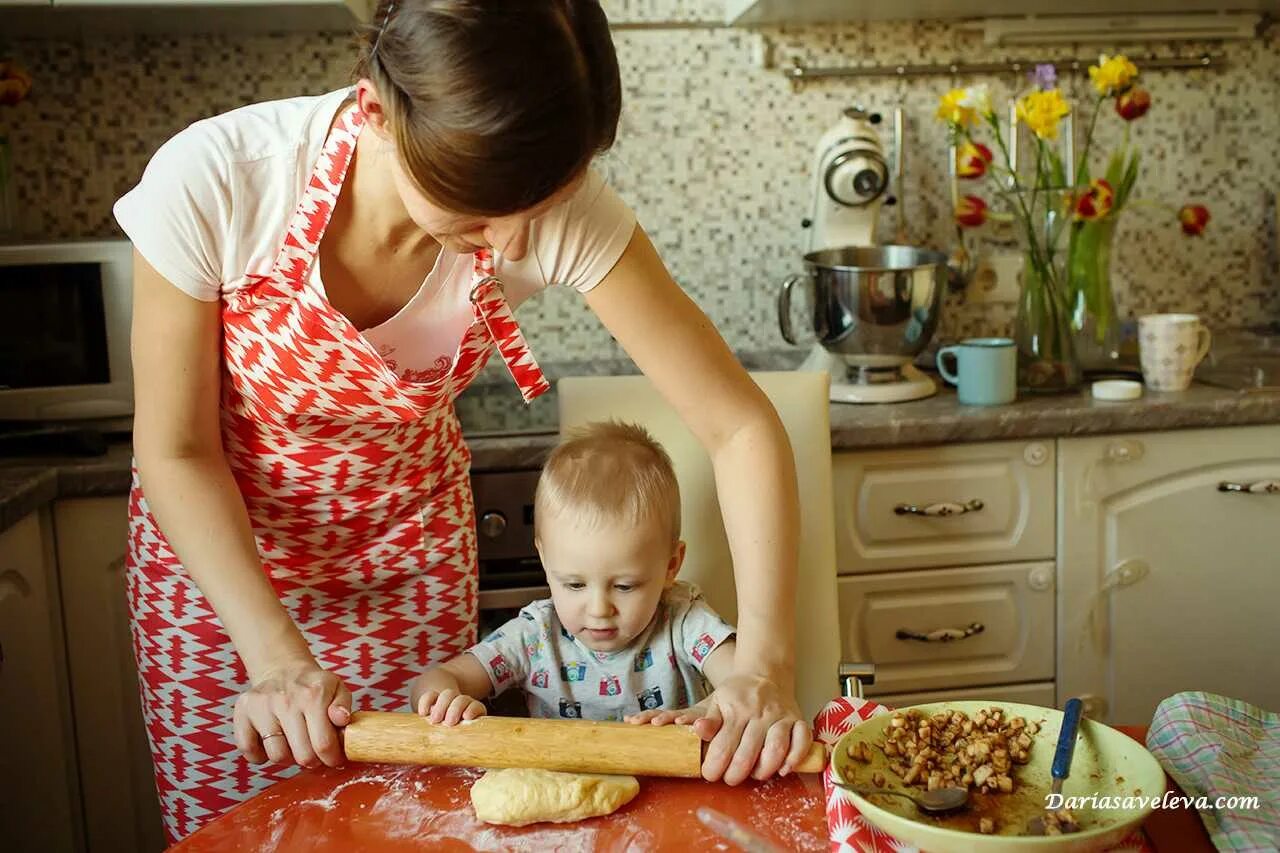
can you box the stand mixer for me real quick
[778,106,947,404]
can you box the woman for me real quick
[116,0,808,840]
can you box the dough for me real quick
[469,768,640,826]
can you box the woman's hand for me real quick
[692,672,812,785]
[413,687,487,725]
[233,659,352,769]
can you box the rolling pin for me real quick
[343,711,827,777]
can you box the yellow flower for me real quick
[1088,54,1139,96]
[1015,89,1071,141]
[937,88,977,128]
[958,85,993,119]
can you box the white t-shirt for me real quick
[468,581,736,721]
[113,88,637,380]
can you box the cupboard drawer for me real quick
[869,682,1058,710]
[839,561,1055,696]
[833,440,1055,574]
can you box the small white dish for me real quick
[1092,380,1143,401]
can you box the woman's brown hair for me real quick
[354,0,621,217]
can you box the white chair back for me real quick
[557,371,840,719]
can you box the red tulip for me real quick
[1116,87,1152,121]
[1073,179,1115,221]
[0,60,32,106]
[956,141,994,179]
[1178,204,1210,236]
[955,195,988,228]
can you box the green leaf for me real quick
[1103,148,1126,188]
[1117,151,1141,208]
[1049,150,1067,189]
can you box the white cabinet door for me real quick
[54,496,165,853]
[0,511,81,852]
[1058,425,1280,725]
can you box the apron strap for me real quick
[271,103,364,287]
[470,250,551,404]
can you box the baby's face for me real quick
[537,510,683,653]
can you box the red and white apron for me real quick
[126,103,550,841]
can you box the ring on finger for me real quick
[262,731,286,741]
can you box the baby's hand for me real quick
[415,688,486,725]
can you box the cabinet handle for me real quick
[896,622,985,642]
[894,499,984,517]
[1218,480,1280,494]
[0,571,33,677]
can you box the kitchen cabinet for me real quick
[53,496,164,853]
[1058,425,1280,725]
[832,440,1055,574]
[833,441,1058,706]
[838,561,1055,697]
[726,0,1280,25]
[0,509,83,853]
[871,681,1057,709]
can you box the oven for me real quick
[472,468,549,637]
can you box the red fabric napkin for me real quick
[813,697,1153,852]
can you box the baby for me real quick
[407,420,737,726]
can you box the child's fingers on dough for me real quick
[624,710,659,724]
[462,700,486,721]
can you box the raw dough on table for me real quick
[470,768,640,826]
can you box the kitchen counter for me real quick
[4,382,1280,534]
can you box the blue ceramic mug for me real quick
[936,338,1017,405]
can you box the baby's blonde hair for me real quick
[535,420,681,544]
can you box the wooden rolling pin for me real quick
[343,711,827,777]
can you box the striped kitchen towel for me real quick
[1146,692,1279,852]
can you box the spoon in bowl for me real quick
[832,780,970,814]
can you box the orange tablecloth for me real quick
[172,724,1213,851]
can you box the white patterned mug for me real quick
[1139,314,1212,391]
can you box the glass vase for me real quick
[1008,189,1082,393]
[1068,213,1123,374]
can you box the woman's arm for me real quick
[583,228,809,785]
[130,250,350,768]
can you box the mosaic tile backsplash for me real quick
[4,0,1278,375]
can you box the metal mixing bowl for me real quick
[778,245,947,366]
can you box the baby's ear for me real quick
[665,541,686,585]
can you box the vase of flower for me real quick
[1067,212,1122,372]
[938,55,1212,391]
[1008,188,1081,392]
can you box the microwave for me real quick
[0,240,134,422]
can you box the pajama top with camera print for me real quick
[468,581,736,720]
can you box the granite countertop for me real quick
[4,382,1280,534]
